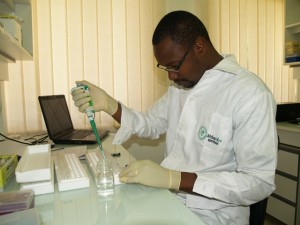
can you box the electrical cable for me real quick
[0,132,49,145]
[24,133,49,144]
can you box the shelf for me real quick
[0,21,32,62]
[0,0,31,10]
[286,22,300,34]
[285,61,300,67]
[16,0,31,3]
[0,0,32,63]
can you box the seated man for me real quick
[72,10,277,225]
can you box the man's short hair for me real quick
[152,11,211,47]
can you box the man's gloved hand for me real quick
[119,160,181,191]
[71,80,118,116]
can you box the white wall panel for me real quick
[6,62,26,132]
[50,0,68,96]
[97,0,115,128]
[66,0,85,128]
[82,0,100,127]
[220,0,230,54]
[140,0,155,111]
[247,0,258,74]
[22,61,39,131]
[258,0,267,82]
[229,0,239,58]
[82,0,98,86]
[265,0,275,92]
[36,0,53,96]
[209,0,221,50]
[273,0,285,101]
[126,0,142,111]
[112,0,127,106]
[238,0,248,67]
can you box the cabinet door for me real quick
[274,174,297,203]
[267,196,295,225]
[277,150,298,177]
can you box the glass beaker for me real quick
[96,159,115,197]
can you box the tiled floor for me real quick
[264,214,286,225]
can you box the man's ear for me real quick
[194,37,206,56]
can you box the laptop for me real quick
[38,95,109,145]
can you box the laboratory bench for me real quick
[0,134,205,225]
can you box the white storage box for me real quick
[0,18,22,44]
[15,144,51,183]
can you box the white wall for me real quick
[166,0,209,28]
[1,0,295,162]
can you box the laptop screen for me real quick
[38,95,74,138]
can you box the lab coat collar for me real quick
[212,54,240,75]
[170,55,239,90]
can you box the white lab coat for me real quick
[113,55,277,225]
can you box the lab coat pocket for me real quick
[198,112,233,154]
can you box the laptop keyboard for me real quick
[67,130,91,139]
[53,152,90,191]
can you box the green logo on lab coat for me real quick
[198,126,207,140]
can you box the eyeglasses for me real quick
[157,44,193,73]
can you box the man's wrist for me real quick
[179,172,197,193]
[111,102,122,124]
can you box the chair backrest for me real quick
[249,198,268,225]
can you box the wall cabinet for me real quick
[267,123,300,225]
[0,0,32,63]
[285,0,300,66]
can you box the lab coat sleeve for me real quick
[192,91,277,206]
[113,92,170,145]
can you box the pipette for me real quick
[71,85,106,160]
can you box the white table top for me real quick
[2,134,205,225]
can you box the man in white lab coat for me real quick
[72,11,277,225]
